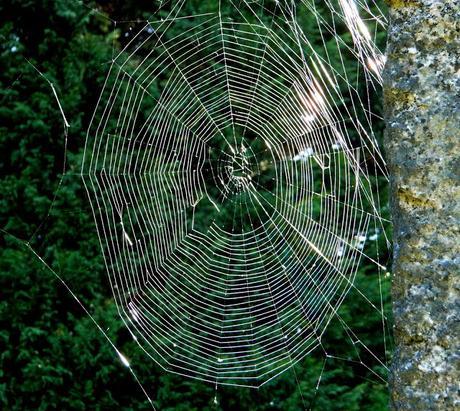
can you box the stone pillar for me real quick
[383,1,460,409]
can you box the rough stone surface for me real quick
[383,1,460,409]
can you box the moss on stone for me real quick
[397,188,438,209]
[384,88,416,110]
[385,0,419,9]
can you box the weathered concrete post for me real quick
[383,1,460,409]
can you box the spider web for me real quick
[79,0,390,391]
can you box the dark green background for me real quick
[0,1,391,409]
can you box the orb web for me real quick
[82,0,389,387]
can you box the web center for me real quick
[229,153,251,181]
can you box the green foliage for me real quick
[0,0,391,409]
